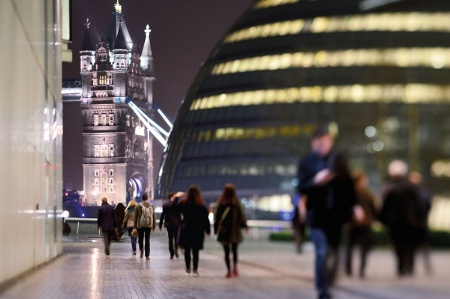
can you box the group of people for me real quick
[97,184,248,278]
[296,125,431,299]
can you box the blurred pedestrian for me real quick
[214,184,248,278]
[178,185,211,277]
[345,171,377,279]
[134,193,156,260]
[380,161,425,277]
[297,125,356,299]
[97,197,117,255]
[123,198,138,255]
[114,202,126,240]
[291,194,306,254]
[159,191,183,259]
[409,171,433,274]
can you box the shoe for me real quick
[226,272,234,278]
[233,266,239,277]
[318,292,332,299]
[140,251,143,258]
[185,269,191,275]
[132,251,136,255]
[146,256,150,260]
[175,251,179,258]
[170,256,174,260]
[192,271,199,277]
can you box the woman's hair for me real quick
[125,198,138,211]
[217,183,239,206]
[181,184,205,206]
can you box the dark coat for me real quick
[178,204,210,249]
[297,152,356,246]
[380,178,425,246]
[159,200,180,230]
[214,203,248,244]
[97,202,117,232]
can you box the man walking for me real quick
[159,192,182,259]
[297,125,356,299]
[97,197,117,255]
[134,193,156,260]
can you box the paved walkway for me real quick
[1,231,450,299]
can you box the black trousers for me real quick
[345,225,372,276]
[138,227,151,257]
[223,243,238,272]
[167,226,179,257]
[184,246,200,271]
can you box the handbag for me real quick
[131,228,138,238]
[216,206,231,240]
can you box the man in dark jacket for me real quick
[381,161,425,277]
[97,197,117,255]
[159,191,182,259]
[297,125,356,299]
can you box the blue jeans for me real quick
[310,228,330,297]
[127,227,137,252]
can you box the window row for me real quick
[92,73,113,86]
[93,144,115,157]
[181,163,297,177]
[196,124,316,142]
[93,114,114,126]
[92,186,115,193]
[224,12,450,43]
[94,169,114,177]
[252,0,298,10]
[211,48,450,75]
[190,84,450,111]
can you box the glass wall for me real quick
[0,0,62,285]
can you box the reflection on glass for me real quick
[253,0,299,10]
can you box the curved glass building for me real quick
[158,0,450,225]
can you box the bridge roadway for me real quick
[1,231,449,299]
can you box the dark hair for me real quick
[311,124,330,139]
[142,193,149,201]
[217,183,239,206]
[181,185,205,206]
[168,192,175,200]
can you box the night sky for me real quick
[63,0,253,190]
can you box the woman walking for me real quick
[178,185,210,276]
[123,198,138,255]
[214,184,248,278]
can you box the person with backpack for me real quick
[214,184,248,278]
[134,193,156,260]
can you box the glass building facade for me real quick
[158,0,450,227]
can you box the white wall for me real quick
[0,0,62,284]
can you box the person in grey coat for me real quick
[97,197,117,255]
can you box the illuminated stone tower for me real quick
[80,1,155,205]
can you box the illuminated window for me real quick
[109,186,114,193]
[94,169,99,177]
[109,178,114,185]
[109,144,114,156]
[94,178,100,185]
[109,169,114,177]
[126,114,131,126]
[108,115,114,126]
[93,114,99,126]
[101,114,107,126]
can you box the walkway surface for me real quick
[1,231,450,299]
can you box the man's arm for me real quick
[159,207,165,230]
